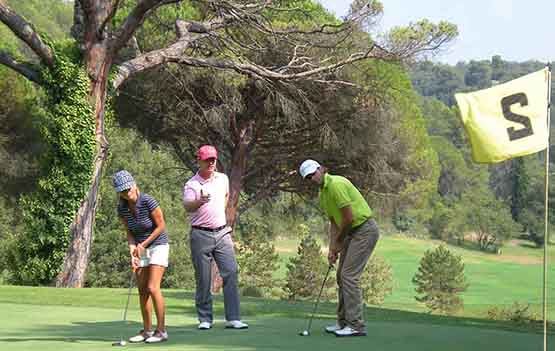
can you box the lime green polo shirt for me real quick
[319,173,372,228]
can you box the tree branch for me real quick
[171,46,390,81]
[111,0,181,54]
[0,51,41,84]
[98,0,123,38]
[0,3,54,67]
[113,19,213,88]
[114,43,392,90]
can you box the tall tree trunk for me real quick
[55,145,107,287]
[209,124,252,293]
[56,43,111,287]
[226,142,249,229]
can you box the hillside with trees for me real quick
[410,57,554,249]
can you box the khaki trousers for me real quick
[336,219,380,331]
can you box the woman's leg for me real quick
[147,265,166,331]
[136,267,153,332]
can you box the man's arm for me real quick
[328,219,340,253]
[337,205,354,242]
[327,206,354,265]
[327,219,339,265]
[183,188,210,212]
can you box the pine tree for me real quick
[236,217,279,297]
[361,256,393,305]
[283,224,334,300]
[412,245,468,314]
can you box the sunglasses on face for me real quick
[119,188,131,196]
[306,172,316,180]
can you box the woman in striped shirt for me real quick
[113,170,170,344]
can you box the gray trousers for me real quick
[190,227,240,323]
[337,219,380,331]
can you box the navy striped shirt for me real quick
[118,193,169,247]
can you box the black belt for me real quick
[192,225,227,232]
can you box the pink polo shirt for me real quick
[183,171,228,228]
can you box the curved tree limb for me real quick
[115,44,392,88]
[0,2,54,67]
[98,0,123,38]
[0,51,41,84]
[111,0,182,54]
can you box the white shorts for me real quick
[139,244,169,268]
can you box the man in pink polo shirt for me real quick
[183,145,248,330]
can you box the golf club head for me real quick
[299,330,310,336]
[112,340,127,346]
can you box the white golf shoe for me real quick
[198,321,212,330]
[334,326,366,337]
[145,330,168,343]
[225,320,249,329]
[128,330,153,343]
[324,324,342,333]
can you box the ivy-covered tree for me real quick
[0,0,456,287]
[412,245,468,314]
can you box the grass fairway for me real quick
[0,286,553,351]
[275,235,555,318]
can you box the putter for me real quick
[112,271,135,346]
[299,265,334,336]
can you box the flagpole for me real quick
[543,63,552,351]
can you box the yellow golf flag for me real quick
[455,67,550,163]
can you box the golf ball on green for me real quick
[302,331,308,336]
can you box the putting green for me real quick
[0,301,552,351]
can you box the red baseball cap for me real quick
[197,145,218,160]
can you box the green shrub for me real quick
[428,201,453,240]
[236,215,280,297]
[85,229,130,287]
[283,224,335,300]
[0,231,18,285]
[361,255,393,305]
[487,302,540,324]
[163,232,195,289]
[393,211,416,232]
[412,245,468,314]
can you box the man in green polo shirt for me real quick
[299,159,380,337]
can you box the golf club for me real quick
[112,270,135,346]
[299,264,334,336]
